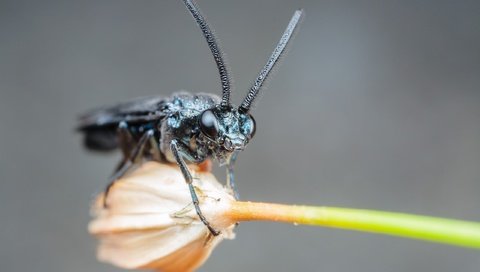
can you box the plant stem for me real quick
[227,201,480,249]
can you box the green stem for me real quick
[228,201,480,249]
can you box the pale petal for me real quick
[89,162,236,271]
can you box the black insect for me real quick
[77,0,304,235]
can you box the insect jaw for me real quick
[223,134,247,152]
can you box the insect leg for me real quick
[112,121,136,173]
[118,121,135,158]
[148,134,162,162]
[170,139,220,236]
[118,121,161,163]
[226,151,240,200]
[103,129,155,207]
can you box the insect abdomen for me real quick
[82,127,119,151]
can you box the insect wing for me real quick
[77,95,168,130]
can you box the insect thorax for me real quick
[159,92,220,163]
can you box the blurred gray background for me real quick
[1,0,479,271]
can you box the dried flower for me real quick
[89,162,236,272]
[89,162,480,271]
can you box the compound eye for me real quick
[242,114,256,139]
[199,109,219,140]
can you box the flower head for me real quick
[89,162,236,272]
[88,159,480,271]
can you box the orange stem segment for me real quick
[226,201,480,249]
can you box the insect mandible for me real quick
[77,0,304,236]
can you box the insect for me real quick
[77,0,304,236]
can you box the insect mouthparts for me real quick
[224,137,245,151]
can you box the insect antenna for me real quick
[239,9,304,113]
[183,0,232,107]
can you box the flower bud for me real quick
[89,162,236,272]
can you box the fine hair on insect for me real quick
[77,0,304,236]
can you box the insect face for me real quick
[199,106,256,162]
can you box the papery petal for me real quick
[89,162,236,271]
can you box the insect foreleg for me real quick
[226,151,240,200]
[170,139,220,236]
[104,129,155,207]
